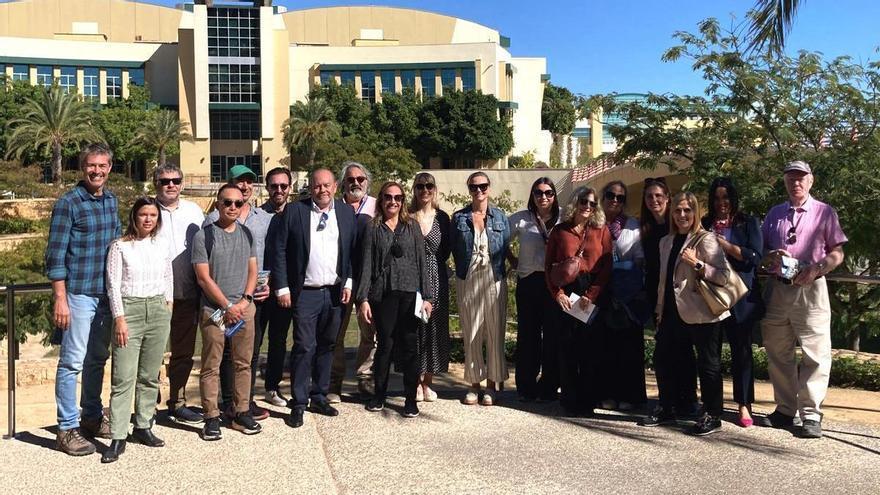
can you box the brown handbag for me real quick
[549,227,590,287]
[688,231,749,316]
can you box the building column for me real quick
[475,58,482,91]
[76,67,84,96]
[28,65,37,85]
[455,68,463,91]
[99,68,108,104]
[121,69,130,99]
[590,108,603,159]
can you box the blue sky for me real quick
[154,0,880,96]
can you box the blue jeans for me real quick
[55,294,112,430]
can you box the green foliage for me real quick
[509,150,537,169]
[0,238,52,342]
[0,217,46,234]
[418,90,514,162]
[0,80,45,164]
[0,161,59,197]
[94,85,153,179]
[745,0,803,54]
[283,94,341,170]
[133,108,192,170]
[541,83,577,135]
[440,189,523,214]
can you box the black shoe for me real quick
[756,410,796,428]
[130,428,165,447]
[286,409,304,428]
[518,394,537,403]
[639,408,677,427]
[201,417,222,441]
[168,406,204,425]
[101,440,126,464]
[231,413,262,435]
[309,400,340,417]
[402,400,419,418]
[365,398,385,412]
[249,401,270,421]
[800,419,822,438]
[690,413,722,436]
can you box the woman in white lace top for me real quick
[102,197,173,463]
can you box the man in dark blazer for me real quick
[270,168,356,428]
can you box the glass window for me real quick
[208,6,260,58]
[83,68,99,100]
[380,70,395,94]
[319,71,333,87]
[12,64,28,81]
[419,69,436,98]
[400,70,416,91]
[209,64,260,103]
[360,71,375,103]
[441,68,456,93]
[339,70,355,88]
[210,110,261,140]
[36,66,53,87]
[210,155,262,182]
[59,67,76,93]
[128,68,145,87]
[106,68,122,99]
[461,68,476,91]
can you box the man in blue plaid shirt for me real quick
[45,143,121,456]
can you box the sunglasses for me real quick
[579,198,599,209]
[532,189,555,198]
[317,211,329,231]
[221,199,245,208]
[383,194,404,203]
[604,191,626,203]
[268,183,289,191]
[415,183,436,191]
[644,177,667,185]
[468,183,490,193]
[785,227,797,245]
[345,176,368,184]
[158,178,182,186]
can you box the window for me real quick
[419,69,436,98]
[128,68,145,87]
[461,68,476,91]
[210,155,262,182]
[319,71,333,87]
[210,110,261,140]
[360,70,375,103]
[59,67,76,93]
[12,64,28,81]
[339,70,355,88]
[400,70,416,91]
[83,68,99,100]
[106,68,122,99]
[441,68,456,94]
[36,66,52,87]
[209,64,260,103]
[380,70,395,94]
[207,7,260,58]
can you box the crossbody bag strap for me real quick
[574,226,589,257]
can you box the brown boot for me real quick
[56,428,96,456]
[80,413,111,439]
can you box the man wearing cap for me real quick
[757,160,847,438]
[204,164,273,420]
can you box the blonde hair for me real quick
[408,172,440,214]
[563,186,605,228]
[372,181,410,225]
[668,191,703,235]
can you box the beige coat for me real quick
[656,230,731,324]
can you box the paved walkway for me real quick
[2,363,880,494]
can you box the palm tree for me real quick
[134,109,193,169]
[746,0,803,53]
[282,95,340,169]
[5,86,103,183]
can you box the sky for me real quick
[152,0,880,97]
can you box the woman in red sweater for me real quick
[545,186,613,416]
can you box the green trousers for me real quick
[109,296,171,440]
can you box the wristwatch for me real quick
[242,293,254,303]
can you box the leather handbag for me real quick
[549,228,590,288]
[690,231,749,316]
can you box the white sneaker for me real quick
[416,386,425,402]
[424,387,438,402]
[265,390,288,407]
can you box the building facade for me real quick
[0,0,548,183]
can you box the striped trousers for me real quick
[456,262,509,384]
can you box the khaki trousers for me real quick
[761,277,832,422]
[199,303,255,419]
[329,302,376,394]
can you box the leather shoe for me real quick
[309,400,340,417]
[286,409,304,428]
[755,410,795,428]
[130,428,165,447]
[101,440,126,464]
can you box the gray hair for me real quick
[78,143,113,169]
[153,163,184,183]
[338,161,371,187]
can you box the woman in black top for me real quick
[357,182,434,418]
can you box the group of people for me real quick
[45,142,846,464]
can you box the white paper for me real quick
[564,293,596,324]
[414,291,429,323]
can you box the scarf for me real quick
[608,214,627,241]
[713,217,731,235]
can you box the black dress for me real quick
[418,211,451,374]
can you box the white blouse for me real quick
[106,237,174,318]
[613,217,645,266]
[509,209,556,278]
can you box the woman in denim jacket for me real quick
[450,172,511,406]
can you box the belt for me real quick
[302,284,336,291]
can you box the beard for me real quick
[346,187,366,201]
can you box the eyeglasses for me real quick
[317,212,328,231]
[604,191,626,203]
[468,183,490,193]
[415,183,436,191]
[644,177,667,185]
[345,176,367,185]
[383,194,404,203]
[221,199,245,208]
[532,189,555,198]
[268,183,289,191]
[579,198,599,209]
[158,178,182,186]
[785,227,797,245]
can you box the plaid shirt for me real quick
[45,182,121,296]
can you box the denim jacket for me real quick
[450,204,510,281]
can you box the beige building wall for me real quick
[508,56,547,159]
[428,168,571,213]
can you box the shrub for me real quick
[0,217,47,234]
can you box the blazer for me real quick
[450,204,510,281]
[269,198,357,301]
[656,229,731,325]
[701,215,765,323]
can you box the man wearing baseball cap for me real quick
[757,160,847,438]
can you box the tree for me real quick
[584,17,880,350]
[95,85,152,179]
[746,0,803,53]
[542,83,578,167]
[5,85,103,183]
[0,79,45,164]
[133,108,192,173]
[418,90,514,164]
[282,94,340,170]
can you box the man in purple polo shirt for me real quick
[757,160,847,438]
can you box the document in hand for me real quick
[564,293,597,324]
[414,291,429,323]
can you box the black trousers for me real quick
[723,316,755,405]
[219,303,263,407]
[598,317,647,405]
[514,272,559,400]
[289,286,343,409]
[264,294,294,393]
[556,307,601,413]
[371,291,419,403]
[655,309,723,417]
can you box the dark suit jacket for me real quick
[270,198,357,301]
[701,214,765,323]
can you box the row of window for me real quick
[210,154,262,182]
[208,64,260,103]
[209,110,261,140]
[319,68,476,103]
[208,7,260,58]
[1,64,144,100]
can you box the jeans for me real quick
[55,294,112,430]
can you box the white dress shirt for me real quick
[155,198,204,299]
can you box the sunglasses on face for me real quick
[268,183,289,191]
[604,191,626,203]
[415,183,436,191]
[468,183,490,193]
[221,199,245,208]
[785,227,797,245]
[158,178,182,186]
[532,189,555,198]
[345,176,367,185]
[383,194,404,203]
[579,198,599,209]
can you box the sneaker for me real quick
[168,406,204,425]
[365,398,385,412]
[56,428,96,456]
[231,413,263,435]
[756,410,796,429]
[201,417,222,441]
[326,393,342,404]
[80,413,111,439]
[357,379,375,397]
[424,387,438,402]
[249,402,270,421]
[690,413,722,436]
[462,389,479,405]
[480,390,495,406]
[402,400,420,418]
[800,419,822,439]
[265,390,289,408]
[639,408,677,427]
